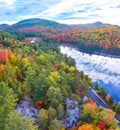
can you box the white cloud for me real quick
[36,0,75,18]
[0,0,16,5]
[0,0,120,25]
[50,0,120,25]
[31,0,119,25]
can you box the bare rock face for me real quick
[16,97,81,128]
[61,98,81,128]
[16,96,38,121]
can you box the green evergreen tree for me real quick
[0,82,17,129]
[5,110,38,130]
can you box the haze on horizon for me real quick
[0,0,120,25]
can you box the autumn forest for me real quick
[0,18,120,130]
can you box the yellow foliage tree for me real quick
[83,103,97,114]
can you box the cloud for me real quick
[0,0,120,25]
[0,0,16,5]
[54,0,120,25]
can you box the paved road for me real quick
[87,87,120,125]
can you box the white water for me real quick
[60,46,120,102]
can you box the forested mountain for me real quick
[0,18,120,56]
[13,18,67,27]
[0,18,68,33]
[0,20,120,129]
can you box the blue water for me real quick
[60,46,120,102]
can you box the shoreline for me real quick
[60,43,120,59]
[60,44,120,102]
[78,49,120,59]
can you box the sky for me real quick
[0,0,120,25]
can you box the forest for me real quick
[1,18,120,56]
[0,28,120,130]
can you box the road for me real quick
[87,87,120,125]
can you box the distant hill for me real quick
[0,24,10,29]
[0,18,69,38]
[69,21,111,29]
[0,18,111,31]
[0,18,67,30]
[12,18,67,28]
[0,18,112,39]
[0,24,8,27]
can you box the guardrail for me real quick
[87,87,120,125]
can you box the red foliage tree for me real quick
[97,121,106,130]
[35,100,43,110]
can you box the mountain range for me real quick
[0,18,111,31]
[0,18,120,56]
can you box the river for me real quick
[60,46,120,102]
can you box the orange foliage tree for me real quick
[83,103,97,113]
[78,124,94,130]
[0,49,10,62]
[0,64,4,81]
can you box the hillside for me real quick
[0,18,68,32]
[62,25,120,56]
[13,18,67,28]
[0,18,120,56]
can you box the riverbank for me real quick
[60,43,120,59]
[78,49,120,59]
[60,46,120,102]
